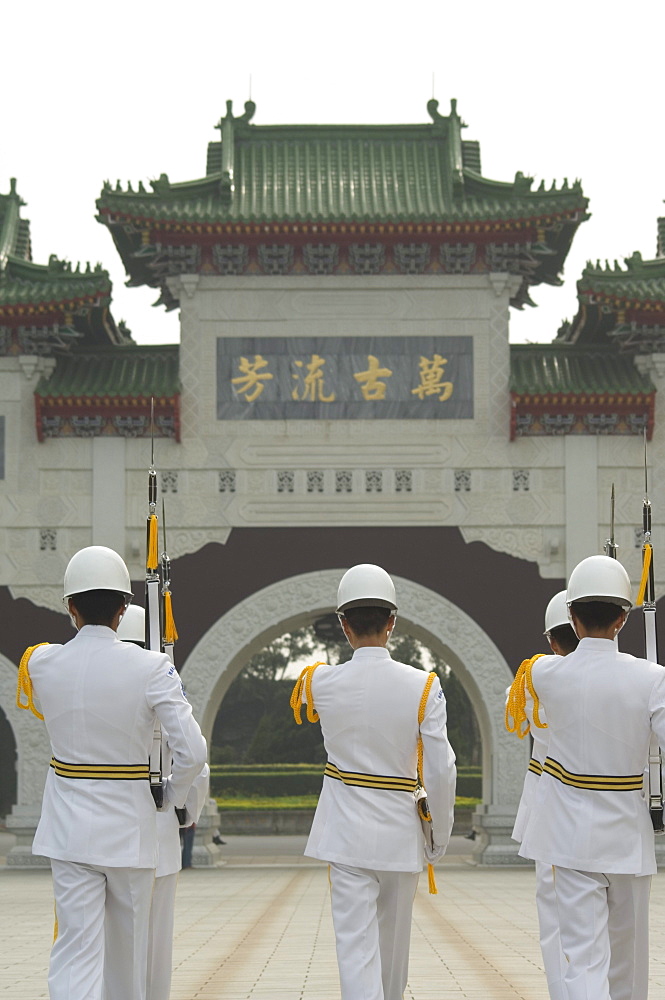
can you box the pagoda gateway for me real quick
[97,98,586,310]
[0,100,664,866]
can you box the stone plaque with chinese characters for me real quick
[217,337,473,419]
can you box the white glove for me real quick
[424,842,445,865]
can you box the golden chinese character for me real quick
[231,355,273,402]
[353,355,393,401]
[411,354,454,401]
[291,354,336,402]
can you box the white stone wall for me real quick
[1,271,662,864]
[0,274,661,606]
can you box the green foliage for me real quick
[243,630,318,682]
[210,763,324,773]
[210,764,480,799]
[216,795,320,809]
[215,794,482,811]
[212,625,325,764]
[211,769,324,797]
[454,797,481,810]
[211,624,482,769]
[455,775,481,797]
[439,671,482,767]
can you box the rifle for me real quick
[604,482,618,559]
[635,431,664,833]
[161,499,187,823]
[146,399,164,807]
[161,499,178,665]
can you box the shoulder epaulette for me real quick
[289,661,325,724]
[16,643,50,720]
[505,653,547,738]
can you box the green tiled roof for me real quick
[557,251,665,348]
[577,253,665,303]
[97,100,588,313]
[98,100,586,226]
[0,255,112,307]
[510,344,655,395]
[35,345,180,398]
[0,179,127,348]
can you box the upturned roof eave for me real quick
[34,343,180,398]
[0,255,112,301]
[97,199,587,227]
[509,343,656,395]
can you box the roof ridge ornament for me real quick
[514,172,533,194]
[426,99,466,197]
[0,176,25,273]
[214,100,256,207]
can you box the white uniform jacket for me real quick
[156,729,210,878]
[30,625,208,869]
[305,647,457,872]
[519,637,665,875]
[511,654,559,843]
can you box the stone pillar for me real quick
[6,804,49,867]
[472,806,531,866]
[564,436,599,576]
[92,437,126,555]
[190,798,224,868]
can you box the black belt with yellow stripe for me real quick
[542,756,643,792]
[324,760,417,793]
[50,756,149,781]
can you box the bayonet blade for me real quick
[604,483,618,559]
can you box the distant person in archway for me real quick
[291,563,456,1000]
[506,590,579,1000]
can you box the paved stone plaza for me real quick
[2,835,665,999]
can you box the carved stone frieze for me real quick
[461,526,544,564]
[8,585,64,614]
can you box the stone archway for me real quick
[182,570,529,864]
[0,654,52,865]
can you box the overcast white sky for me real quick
[3,0,663,346]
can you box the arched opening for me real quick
[0,705,17,820]
[210,621,483,822]
[211,620,481,769]
[181,570,529,862]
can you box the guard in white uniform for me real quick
[104,605,210,1000]
[519,555,665,1000]
[506,591,579,1000]
[20,547,207,1000]
[291,564,456,1000]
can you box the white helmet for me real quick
[336,564,397,613]
[566,555,632,610]
[543,591,569,633]
[63,546,133,600]
[117,604,145,643]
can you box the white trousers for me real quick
[535,861,567,1000]
[146,873,178,1000]
[553,866,651,1000]
[50,859,154,1000]
[104,872,178,1000]
[329,863,419,1000]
